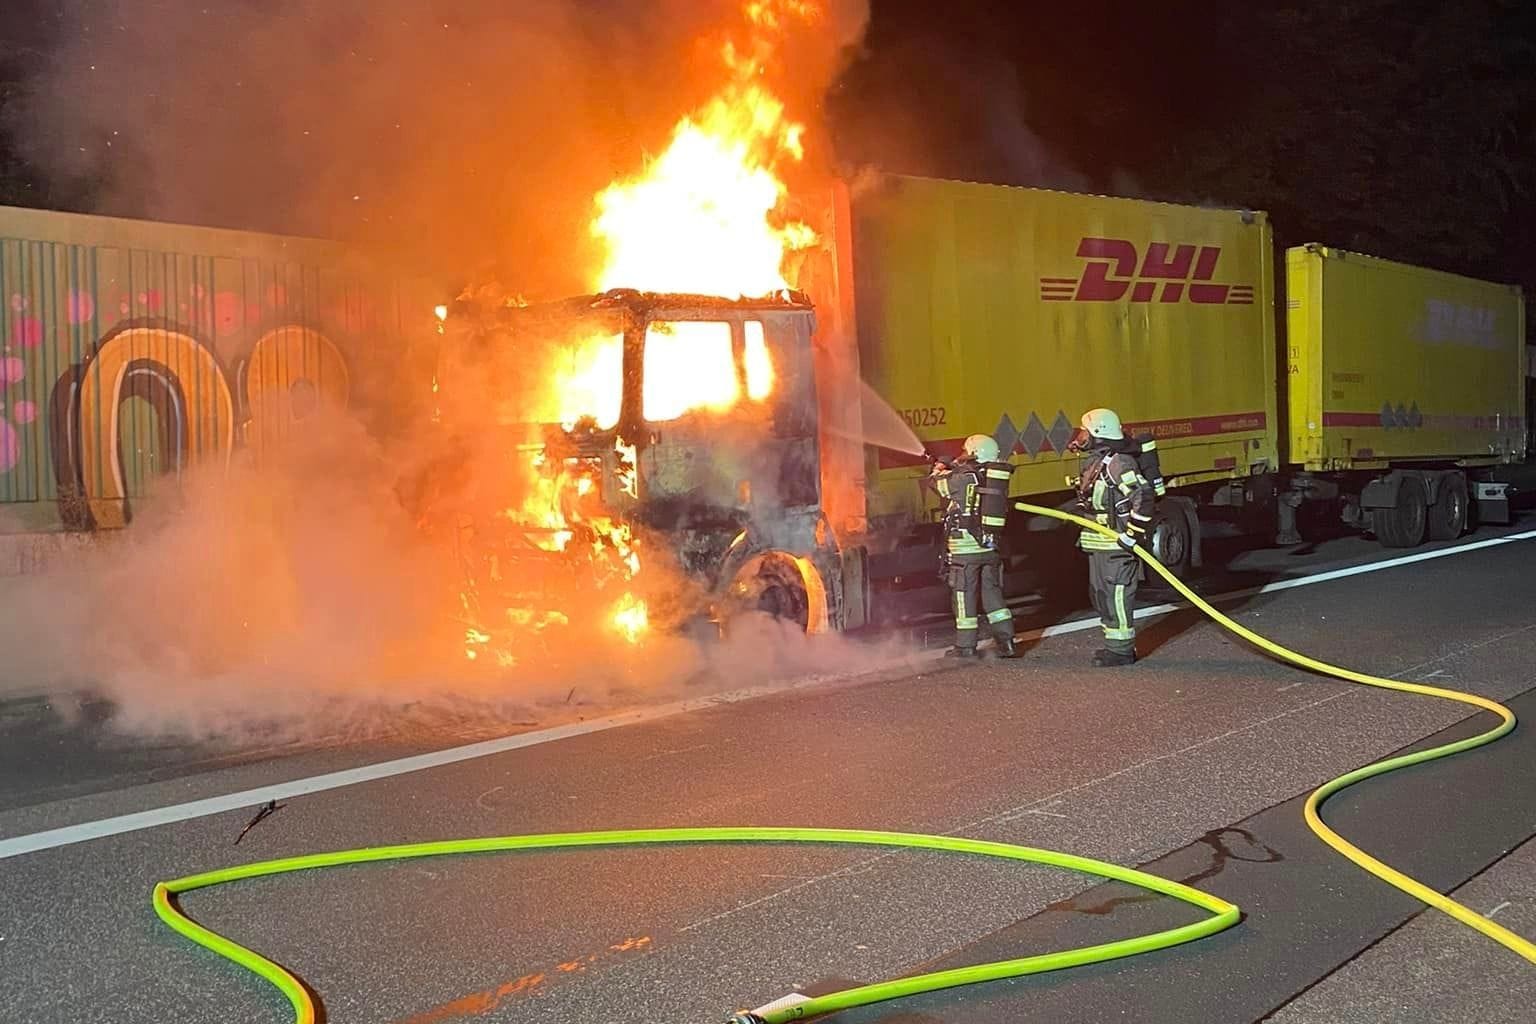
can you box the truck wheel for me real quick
[718,555,813,635]
[1373,475,1428,548]
[1150,507,1192,578]
[1427,473,1469,541]
[756,572,811,630]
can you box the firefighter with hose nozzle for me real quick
[1066,408,1159,667]
[928,434,1019,659]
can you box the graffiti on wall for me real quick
[0,239,399,530]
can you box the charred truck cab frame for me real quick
[445,288,842,635]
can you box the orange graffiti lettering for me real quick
[241,326,350,457]
[76,327,234,528]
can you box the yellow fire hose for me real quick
[150,503,1532,1024]
[1016,500,1536,963]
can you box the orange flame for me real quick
[549,333,623,431]
[447,1,821,664]
[610,592,649,644]
[591,3,820,299]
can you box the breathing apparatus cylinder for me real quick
[978,460,1013,532]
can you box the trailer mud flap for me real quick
[1360,473,1404,509]
[1475,482,1513,525]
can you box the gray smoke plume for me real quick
[12,0,869,294]
[0,0,899,742]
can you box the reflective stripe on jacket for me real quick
[1077,451,1155,551]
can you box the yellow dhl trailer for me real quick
[815,176,1527,627]
[1284,244,1526,544]
[825,174,1278,601]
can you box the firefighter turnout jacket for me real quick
[935,460,1014,554]
[1076,448,1156,550]
[933,458,1016,654]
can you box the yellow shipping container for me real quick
[847,175,1278,528]
[1285,245,1526,470]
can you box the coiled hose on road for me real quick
[152,504,1533,1024]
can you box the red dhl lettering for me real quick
[1040,238,1255,306]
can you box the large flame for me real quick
[450,1,822,665]
[591,2,820,298]
[460,438,649,663]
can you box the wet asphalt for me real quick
[1,518,1534,1024]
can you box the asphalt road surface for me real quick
[2,515,1535,1023]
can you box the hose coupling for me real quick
[725,1014,767,1024]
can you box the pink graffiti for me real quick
[14,316,43,348]
[12,400,36,425]
[0,420,16,473]
[211,291,242,336]
[67,290,95,325]
[144,289,164,313]
[0,356,24,385]
[8,294,26,313]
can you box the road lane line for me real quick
[0,671,905,861]
[3,527,1534,861]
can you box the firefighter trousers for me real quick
[1088,548,1139,655]
[948,552,1013,651]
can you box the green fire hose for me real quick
[155,827,1237,1024]
[152,503,1533,1023]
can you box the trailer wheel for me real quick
[1150,507,1192,578]
[1427,473,1469,541]
[1373,475,1428,548]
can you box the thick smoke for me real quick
[12,0,869,294]
[0,407,917,741]
[0,0,906,741]
[827,20,1091,192]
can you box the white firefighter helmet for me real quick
[962,434,1001,463]
[1080,408,1125,441]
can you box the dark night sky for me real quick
[2,0,1534,316]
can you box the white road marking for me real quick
[1022,799,1070,818]
[0,668,907,862]
[2,527,1534,863]
[1277,681,1308,692]
[998,528,1536,647]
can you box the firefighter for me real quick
[1066,408,1156,667]
[930,434,1019,659]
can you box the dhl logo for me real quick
[1041,238,1255,305]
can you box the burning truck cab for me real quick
[438,287,846,645]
